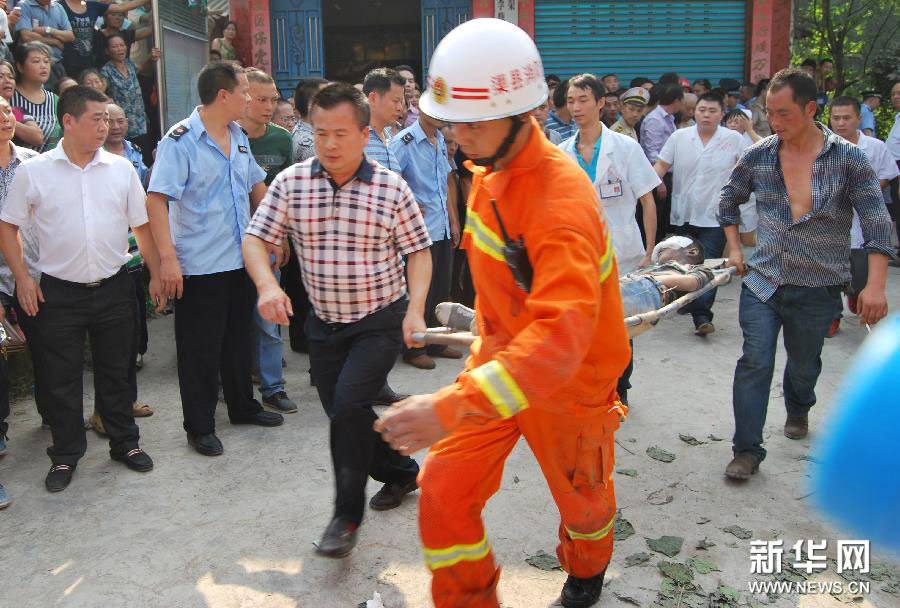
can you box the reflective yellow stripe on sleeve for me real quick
[424,533,492,570]
[565,514,616,542]
[463,210,505,262]
[470,360,529,418]
[598,235,615,283]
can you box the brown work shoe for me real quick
[784,414,809,439]
[433,346,463,359]
[725,453,760,480]
[404,353,436,370]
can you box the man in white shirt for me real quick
[653,92,745,335]
[0,86,163,493]
[828,95,899,333]
[887,81,900,261]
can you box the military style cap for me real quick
[621,87,650,106]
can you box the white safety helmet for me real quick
[419,18,549,123]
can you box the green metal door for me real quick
[535,1,747,82]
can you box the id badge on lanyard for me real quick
[599,180,623,199]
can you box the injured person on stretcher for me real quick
[420,236,735,345]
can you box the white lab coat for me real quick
[560,123,662,275]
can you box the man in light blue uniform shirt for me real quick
[146,62,284,458]
[389,108,461,370]
[363,67,404,173]
[860,91,880,137]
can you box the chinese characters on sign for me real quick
[749,0,772,82]
[494,0,518,25]
[248,4,272,75]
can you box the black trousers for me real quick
[174,268,262,435]
[281,239,312,352]
[127,269,147,403]
[306,298,420,524]
[6,290,51,425]
[404,238,452,358]
[39,270,139,465]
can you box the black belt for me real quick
[44,266,127,289]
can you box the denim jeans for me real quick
[674,224,726,325]
[255,268,285,398]
[732,284,840,461]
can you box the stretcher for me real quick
[411,265,738,346]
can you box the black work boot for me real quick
[561,568,606,607]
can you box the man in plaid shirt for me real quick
[719,68,892,481]
[243,83,433,558]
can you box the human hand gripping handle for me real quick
[374,394,448,455]
[402,309,426,349]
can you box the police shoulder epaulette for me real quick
[402,132,414,144]
[168,125,189,141]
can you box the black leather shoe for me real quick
[187,433,224,456]
[45,464,75,493]
[262,391,298,413]
[315,516,359,558]
[231,410,284,427]
[561,569,606,608]
[369,479,418,511]
[372,384,409,407]
[110,447,154,472]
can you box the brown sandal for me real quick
[132,402,154,417]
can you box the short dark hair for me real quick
[697,92,725,111]
[105,32,127,49]
[755,78,770,96]
[769,67,818,109]
[692,78,712,90]
[13,41,51,78]
[362,68,406,96]
[310,82,370,129]
[546,74,561,85]
[57,85,109,125]
[659,72,680,85]
[294,77,328,119]
[724,108,748,124]
[601,73,617,81]
[801,58,817,68]
[604,89,619,100]
[830,95,861,115]
[658,82,685,105]
[394,64,415,85]
[552,78,569,109]
[630,76,652,88]
[567,73,606,102]
[76,67,102,85]
[225,20,238,30]
[197,61,241,105]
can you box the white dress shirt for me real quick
[559,123,662,275]
[886,112,900,162]
[849,132,900,248]
[0,142,148,283]
[658,125,745,228]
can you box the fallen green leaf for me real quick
[708,584,740,607]
[525,550,561,571]
[658,560,694,585]
[614,511,635,541]
[678,434,705,446]
[614,592,642,606]
[624,552,651,567]
[722,524,753,539]
[617,468,638,477]
[696,537,716,550]
[687,556,719,574]
[647,446,676,463]
[647,535,684,557]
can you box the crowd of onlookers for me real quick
[0,3,898,513]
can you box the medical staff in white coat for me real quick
[559,73,661,276]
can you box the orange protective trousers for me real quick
[418,401,623,608]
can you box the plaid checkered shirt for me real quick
[246,156,432,323]
[718,123,894,302]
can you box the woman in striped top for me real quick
[11,42,61,153]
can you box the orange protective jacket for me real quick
[432,119,631,430]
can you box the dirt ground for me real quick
[0,268,899,608]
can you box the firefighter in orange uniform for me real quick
[375,18,631,608]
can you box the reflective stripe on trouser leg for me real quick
[418,417,521,608]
